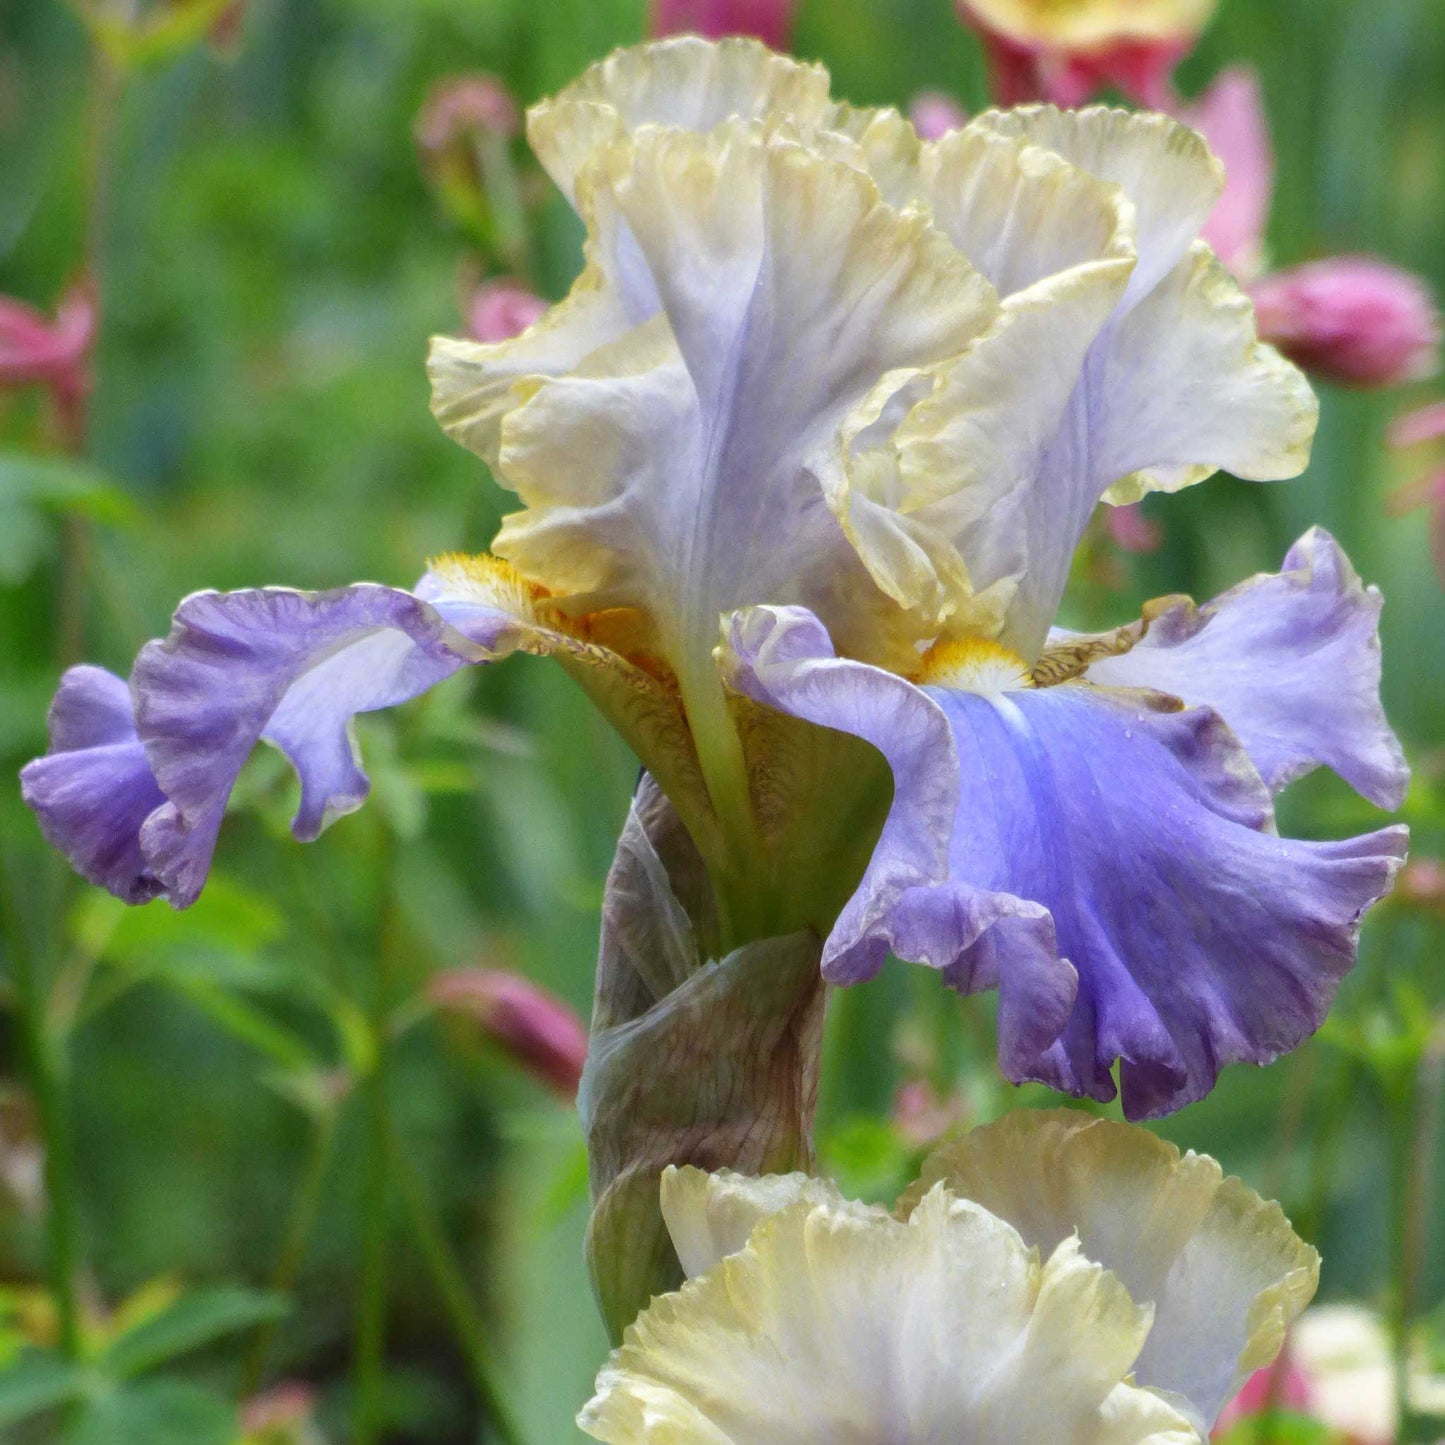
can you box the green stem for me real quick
[240,1113,336,1399]
[0,847,82,1360]
[385,1124,525,1445]
[353,842,398,1445]
[1394,1018,1445,1443]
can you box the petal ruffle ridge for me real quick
[1083,528,1409,808]
[901,1109,1319,1433]
[896,682,1406,1117]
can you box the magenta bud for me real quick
[240,1382,317,1436]
[1213,1354,1313,1437]
[415,74,519,157]
[650,0,799,49]
[1104,502,1164,554]
[429,968,588,1097]
[1251,258,1441,389]
[1388,400,1445,451]
[0,279,96,404]
[466,279,548,343]
[909,90,969,141]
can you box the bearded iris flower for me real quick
[581,1109,1318,1443]
[21,40,1404,1119]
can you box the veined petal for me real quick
[1097,242,1317,504]
[720,605,959,982]
[1083,529,1409,807]
[19,667,167,905]
[487,121,997,684]
[887,680,1405,1117]
[902,1110,1320,1433]
[582,1184,1200,1444]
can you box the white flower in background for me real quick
[580,1110,1318,1443]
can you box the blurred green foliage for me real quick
[0,0,1442,1441]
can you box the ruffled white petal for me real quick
[902,1110,1320,1433]
[582,1183,1201,1444]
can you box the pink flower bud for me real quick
[0,280,96,404]
[909,90,969,141]
[1104,502,1163,554]
[1182,68,1274,281]
[1388,399,1445,451]
[429,968,588,1098]
[1396,858,1445,911]
[891,1080,966,1150]
[466,279,548,343]
[650,0,799,49]
[1213,1354,1312,1437]
[240,1382,317,1435]
[414,74,519,158]
[1250,258,1441,389]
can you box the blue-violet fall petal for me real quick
[1083,528,1409,809]
[19,666,167,905]
[896,682,1406,1119]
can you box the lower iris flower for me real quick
[580,1109,1317,1443]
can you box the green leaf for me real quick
[0,454,138,582]
[0,1349,86,1428]
[69,1377,237,1445]
[99,1286,287,1380]
[1215,1411,1342,1444]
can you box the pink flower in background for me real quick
[1104,502,1164,554]
[1251,258,1440,390]
[465,279,548,342]
[890,1080,966,1150]
[908,90,968,141]
[955,0,1216,108]
[1181,68,1274,280]
[414,73,519,158]
[1386,399,1445,587]
[429,968,588,1098]
[1182,68,1441,391]
[650,0,799,49]
[0,279,96,421]
[1212,1351,1312,1436]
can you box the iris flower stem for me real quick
[677,660,771,950]
[0,845,82,1361]
[384,1121,526,1445]
[1392,1017,1445,1442]
[240,1111,337,1400]
[353,838,400,1445]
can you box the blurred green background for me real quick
[0,0,1443,1440]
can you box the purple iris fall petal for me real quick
[132,584,473,906]
[720,605,959,982]
[20,581,505,909]
[19,666,167,905]
[904,683,1407,1119]
[1084,528,1410,808]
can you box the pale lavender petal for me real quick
[903,683,1406,1119]
[19,666,166,905]
[719,605,958,982]
[1084,528,1409,808]
[132,584,480,906]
